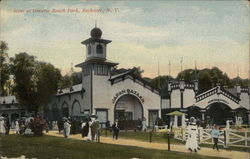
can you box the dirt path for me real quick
[46,131,249,159]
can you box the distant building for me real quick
[0,96,26,124]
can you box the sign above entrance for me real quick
[112,89,145,104]
[208,99,229,105]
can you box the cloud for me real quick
[1,0,249,79]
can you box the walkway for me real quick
[47,131,249,159]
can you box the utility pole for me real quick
[169,60,171,77]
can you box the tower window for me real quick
[96,44,103,54]
[88,45,91,55]
[95,65,108,76]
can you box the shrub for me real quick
[29,117,47,136]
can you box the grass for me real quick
[0,134,224,159]
[101,129,182,144]
[100,130,250,152]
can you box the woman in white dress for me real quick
[85,118,92,141]
[63,119,71,138]
[142,117,147,132]
[15,120,20,134]
[0,116,6,134]
[185,117,200,152]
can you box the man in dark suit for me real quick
[112,121,119,140]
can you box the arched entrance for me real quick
[71,100,81,116]
[235,107,248,124]
[114,94,143,129]
[62,102,69,118]
[206,103,233,125]
[52,104,59,121]
[11,113,19,122]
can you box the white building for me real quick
[46,27,161,128]
[162,80,250,125]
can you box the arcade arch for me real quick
[206,103,233,125]
[52,103,59,121]
[62,102,69,118]
[71,100,81,116]
[114,94,143,122]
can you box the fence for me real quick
[172,127,250,148]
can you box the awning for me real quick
[166,111,186,116]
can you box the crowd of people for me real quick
[0,115,49,135]
[0,114,221,151]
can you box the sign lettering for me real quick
[112,89,144,104]
[208,99,229,105]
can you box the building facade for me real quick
[46,27,161,127]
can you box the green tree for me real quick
[58,74,73,89]
[0,41,10,95]
[198,70,212,93]
[36,62,61,111]
[10,52,61,114]
[151,75,174,89]
[132,66,144,78]
[176,69,197,83]
[71,72,82,85]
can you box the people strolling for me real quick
[112,120,119,140]
[211,124,220,151]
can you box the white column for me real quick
[202,113,205,121]
[181,114,186,128]
[174,115,178,128]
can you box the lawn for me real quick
[101,130,250,152]
[0,134,223,159]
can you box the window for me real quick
[96,44,103,54]
[88,45,91,55]
[96,109,108,128]
[95,65,108,76]
[148,110,159,128]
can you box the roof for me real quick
[75,58,118,67]
[81,37,111,45]
[109,69,160,94]
[0,96,17,105]
[166,111,186,116]
[57,84,84,96]
[110,69,134,80]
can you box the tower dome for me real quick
[90,27,102,38]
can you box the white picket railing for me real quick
[172,127,250,148]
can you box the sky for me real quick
[1,0,249,79]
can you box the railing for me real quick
[172,127,250,148]
[196,86,240,103]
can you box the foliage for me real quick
[71,72,82,85]
[58,72,82,89]
[176,67,235,93]
[132,66,144,78]
[151,75,174,89]
[29,117,47,136]
[0,41,10,96]
[10,52,61,113]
